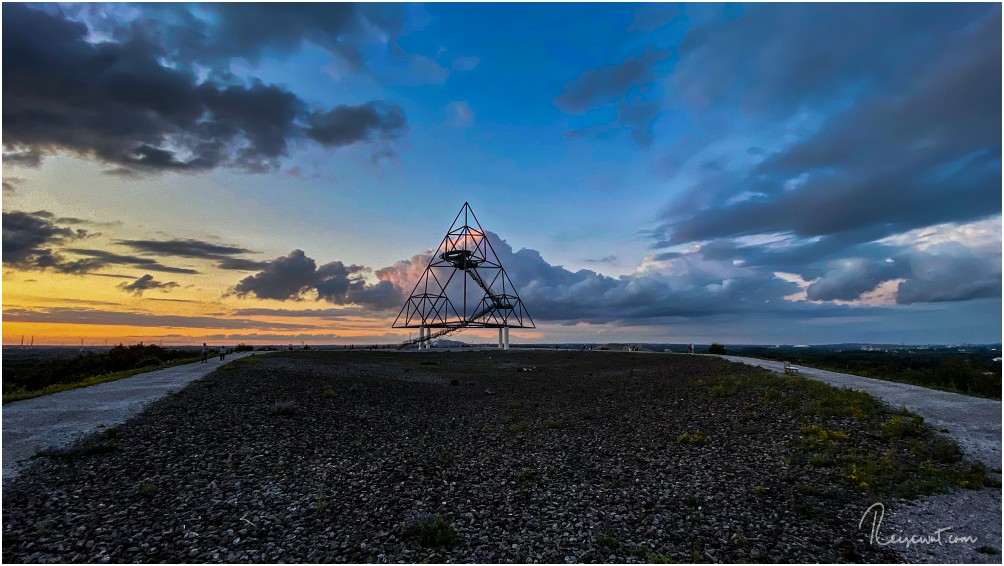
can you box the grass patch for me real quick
[403,514,458,549]
[3,357,199,404]
[596,532,619,550]
[509,421,528,433]
[544,418,565,429]
[676,428,707,445]
[515,468,536,486]
[322,388,336,399]
[34,427,121,460]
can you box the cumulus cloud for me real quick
[118,274,179,296]
[232,250,402,310]
[2,4,409,174]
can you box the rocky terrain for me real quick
[3,350,987,563]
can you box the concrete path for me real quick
[721,355,1002,469]
[2,352,258,484]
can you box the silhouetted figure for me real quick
[688,344,694,354]
[219,346,225,362]
[201,343,208,363]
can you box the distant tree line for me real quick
[729,346,1001,399]
[3,343,198,394]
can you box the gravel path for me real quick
[2,352,258,484]
[721,355,1002,564]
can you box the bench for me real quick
[783,361,800,376]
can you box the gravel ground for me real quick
[4,350,985,563]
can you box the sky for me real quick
[2,2,1001,346]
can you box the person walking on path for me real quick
[219,346,225,362]
[201,343,208,363]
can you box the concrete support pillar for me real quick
[504,326,510,350]
[498,328,503,350]
[419,326,426,349]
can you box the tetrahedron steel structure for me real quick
[393,202,534,347]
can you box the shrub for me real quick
[322,389,335,399]
[708,343,727,355]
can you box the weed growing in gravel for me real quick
[403,514,458,549]
[544,418,564,429]
[800,424,850,447]
[322,389,335,399]
[135,481,156,498]
[810,453,832,467]
[676,428,706,445]
[315,499,328,513]
[710,384,729,397]
[509,422,528,433]
[270,401,298,416]
[515,468,536,486]
[34,428,120,459]
[596,532,619,550]
[880,412,924,438]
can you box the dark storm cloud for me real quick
[306,102,408,147]
[672,3,992,114]
[805,259,903,302]
[118,238,265,270]
[118,239,254,258]
[2,210,81,266]
[2,4,408,173]
[566,99,663,148]
[216,258,270,271]
[555,50,669,113]
[2,306,319,330]
[657,4,1001,248]
[114,3,403,74]
[62,249,199,274]
[644,4,1001,315]
[230,307,372,319]
[895,246,1002,305]
[232,250,402,310]
[118,274,179,296]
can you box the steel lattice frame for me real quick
[392,202,534,330]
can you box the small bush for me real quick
[322,389,335,399]
[708,343,727,355]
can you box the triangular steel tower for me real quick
[393,202,534,347]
